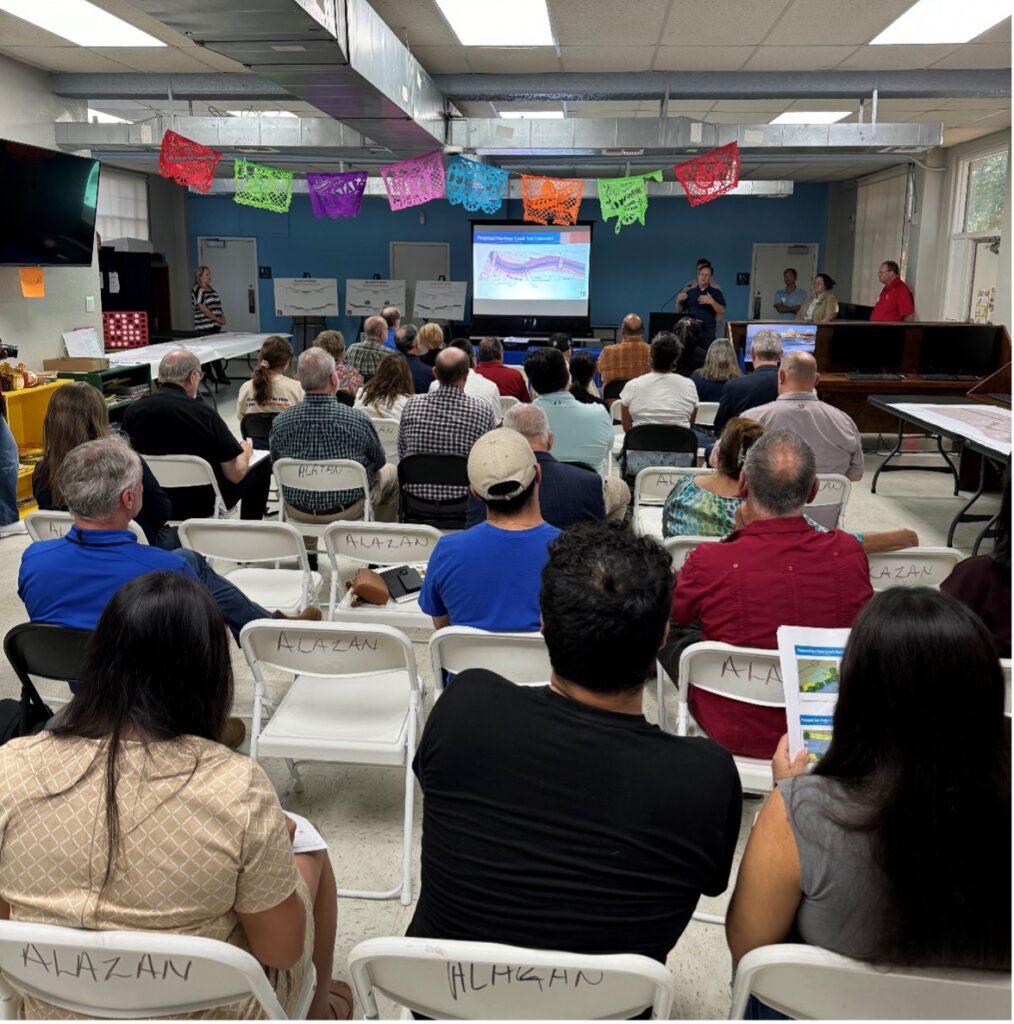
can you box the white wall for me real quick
[0,53,102,368]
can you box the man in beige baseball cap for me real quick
[418,427,560,632]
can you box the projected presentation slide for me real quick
[745,322,817,361]
[472,224,592,317]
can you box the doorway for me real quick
[750,244,820,320]
[197,237,260,332]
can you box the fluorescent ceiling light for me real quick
[226,110,297,118]
[0,0,165,46]
[771,111,850,124]
[88,108,131,124]
[871,0,1009,44]
[499,111,564,119]
[436,0,554,46]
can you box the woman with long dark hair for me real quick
[0,572,350,1019]
[727,587,1010,976]
[354,352,413,420]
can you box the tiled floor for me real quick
[0,378,999,1018]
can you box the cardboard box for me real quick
[42,357,110,372]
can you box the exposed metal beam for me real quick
[51,73,291,102]
[434,69,1011,102]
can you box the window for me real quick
[96,167,149,241]
[962,150,1007,234]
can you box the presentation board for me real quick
[273,278,340,317]
[345,279,406,316]
[413,280,467,320]
[472,223,592,318]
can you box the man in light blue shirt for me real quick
[773,268,807,319]
[525,347,629,520]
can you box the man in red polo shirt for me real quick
[474,336,530,404]
[660,429,872,758]
[870,260,916,322]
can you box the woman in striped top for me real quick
[193,265,229,385]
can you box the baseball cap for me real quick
[467,428,537,502]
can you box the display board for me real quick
[413,280,467,321]
[345,279,406,316]
[273,278,340,317]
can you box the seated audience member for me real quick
[344,315,393,382]
[417,321,445,368]
[941,470,1011,657]
[270,348,398,524]
[691,337,742,403]
[466,405,604,530]
[408,522,743,961]
[549,331,573,365]
[796,272,839,323]
[743,351,864,480]
[662,430,872,759]
[382,304,401,348]
[727,588,1010,983]
[568,350,606,405]
[474,336,530,404]
[236,336,303,433]
[713,330,782,433]
[33,382,174,549]
[353,352,414,421]
[420,429,559,632]
[398,347,496,504]
[619,331,698,431]
[0,408,22,540]
[312,329,362,398]
[663,418,917,553]
[122,350,271,522]
[0,570,350,1020]
[597,313,652,390]
[394,324,434,395]
[526,347,629,521]
[428,339,502,423]
[673,316,704,377]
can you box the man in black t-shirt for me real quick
[408,522,742,963]
[677,262,728,365]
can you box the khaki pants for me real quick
[285,463,399,527]
[603,477,630,522]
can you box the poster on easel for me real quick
[345,279,406,316]
[274,278,340,317]
[413,280,467,321]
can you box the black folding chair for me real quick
[602,378,628,409]
[619,424,698,487]
[336,390,355,408]
[3,623,93,734]
[239,412,276,443]
[397,454,470,530]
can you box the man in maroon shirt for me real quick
[474,337,530,404]
[660,429,872,758]
[870,260,916,322]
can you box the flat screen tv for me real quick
[0,139,100,266]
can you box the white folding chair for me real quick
[240,620,420,904]
[142,454,234,524]
[499,395,521,415]
[177,519,322,614]
[1001,659,1011,718]
[273,458,372,540]
[0,919,314,1020]
[663,534,721,571]
[429,626,551,696]
[867,546,964,590]
[324,521,441,628]
[729,943,1011,1020]
[807,473,852,530]
[672,642,784,793]
[368,416,400,466]
[348,937,676,1021]
[695,401,719,428]
[631,466,710,538]
[25,509,147,545]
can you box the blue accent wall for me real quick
[186,184,828,339]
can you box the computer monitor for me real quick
[827,324,906,373]
[919,325,997,377]
[744,323,817,363]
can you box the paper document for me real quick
[413,280,467,320]
[345,279,406,316]
[274,277,339,317]
[777,626,850,765]
[247,448,271,468]
[284,812,328,855]
[62,327,103,358]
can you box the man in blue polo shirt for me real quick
[773,267,807,319]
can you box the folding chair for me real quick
[142,454,234,524]
[24,510,147,545]
[240,620,421,903]
[695,401,719,428]
[499,395,521,415]
[631,466,711,538]
[602,378,628,409]
[239,412,276,444]
[324,521,441,628]
[619,424,698,487]
[177,519,322,614]
[348,936,676,1020]
[397,454,470,530]
[663,534,721,571]
[367,415,400,466]
[3,622,92,726]
[429,626,551,696]
[273,458,372,541]
[1001,658,1011,718]
[807,473,853,530]
[728,943,1010,1020]
[866,546,964,590]
[0,919,314,1020]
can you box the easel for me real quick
[290,316,327,354]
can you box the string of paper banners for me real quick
[158,129,741,232]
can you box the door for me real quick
[197,237,259,332]
[390,242,451,324]
[968,237,1000,323]
[749,244,820,320]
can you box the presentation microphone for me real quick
[659,289,681,310]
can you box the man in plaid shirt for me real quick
[398,347,496,502]
[270,347,399,522]
[596,313,652,391]
[345,314,393,382]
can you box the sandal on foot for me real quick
[329,980,354,1020]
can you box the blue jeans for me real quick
[0,417,19,526]
[175,548,272,642]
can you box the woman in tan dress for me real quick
[0,572,351,1019]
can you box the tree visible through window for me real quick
[963,151,1008,234]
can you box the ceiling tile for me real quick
[944,127,1001,146]
[660,0,790,46]
[769,0,913,45]
[972,18,1011,43]
[0,45,131,72]
[784,97,867,112]
[94,46,213,73]
[190,47,249,73]
[930,43,1012,69]
[706,111,782,124]
[463,48,562,73]
[551,0,671,45]
[559,45,655,72]
[837,44,959,69]
[742,45,859,71]
[407,44,474,74]
[653,46,754,71]
[937,97,1011,110]
[366,0,460,46]
[908,110,987,126]
[0,12,68,45]
[712,98,792,111]
[972,108,1012,126]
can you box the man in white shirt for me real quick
[619,332,699,431]
[428,338,502,424]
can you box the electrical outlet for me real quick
[85,296,96,312]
